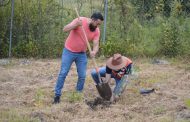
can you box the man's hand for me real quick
[101,77,110,84]
[76,19,82,27]
[90,51,96,58]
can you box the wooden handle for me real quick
[75,8,102,82]
[75,8,92,52]
[74,8,99,72]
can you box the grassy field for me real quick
[0,57,190,122]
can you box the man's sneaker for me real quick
[53,96,60,104]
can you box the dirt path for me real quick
[0,58,189,122]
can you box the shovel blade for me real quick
[96,82,112,101]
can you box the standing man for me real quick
[53,12,104,104]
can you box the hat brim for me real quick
[106,56,128,70]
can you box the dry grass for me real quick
[0,58,190,122]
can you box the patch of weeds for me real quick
[153,106,166,115]
[66,91,83,103]
[139,81,153,88]
[184,99,190,109]
[147,78,159,83]
[133,65,141,72]
[0,110,39,122]
[169,58,182,65]
[34,89,45,107]
[85,76,93,84]
[176,119,190,122]
[146,73,172,84]
[31,112,46,122]
[175,62,190,71]
[129,66,140,80]
[180,119,189,122]
[158,116,173,122]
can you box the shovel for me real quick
[75,8,112,100]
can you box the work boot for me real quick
[53,96,60,104]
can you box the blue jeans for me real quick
[91,66,131,95]
[55,48,87,96]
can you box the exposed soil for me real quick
[0,58,189,122]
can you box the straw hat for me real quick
[106,53,128,70]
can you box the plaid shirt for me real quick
[106,63,132,79]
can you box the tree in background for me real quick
[0,0,190,58]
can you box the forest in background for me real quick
[0,0,190,58]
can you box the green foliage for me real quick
[140,21,163,57]
[0,40,9,57]
[37,39,63,58]
[170,0,183,17]
[129,0,158,21]
[66,91,83,103]
[34,89,45,107]
[0,110,39,122]
[101,19,149,57]
[179,18,190,58]
[13,40,38,58]
[158,117,174,122]
[127,19,143,44]
[159,20,181,57]
[0,0,190,58]
[153,106,166,115]
[100,39,134,57]
[0,0,69,58]
[184,98,190,109]
[100,41,122,57]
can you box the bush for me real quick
[159,20,181,57]
[0,40,9,57]
[13,40,38,58]
[37,39,63,58]
[100,39,141,58]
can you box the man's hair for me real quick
[91,12,104,21]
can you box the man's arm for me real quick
[63,18,82,32]
[90,40,99,58]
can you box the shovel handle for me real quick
[75,8,92,54]
[75,8,102,82]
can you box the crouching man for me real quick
[91,53,132,102]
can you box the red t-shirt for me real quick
[65,17,100,52]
